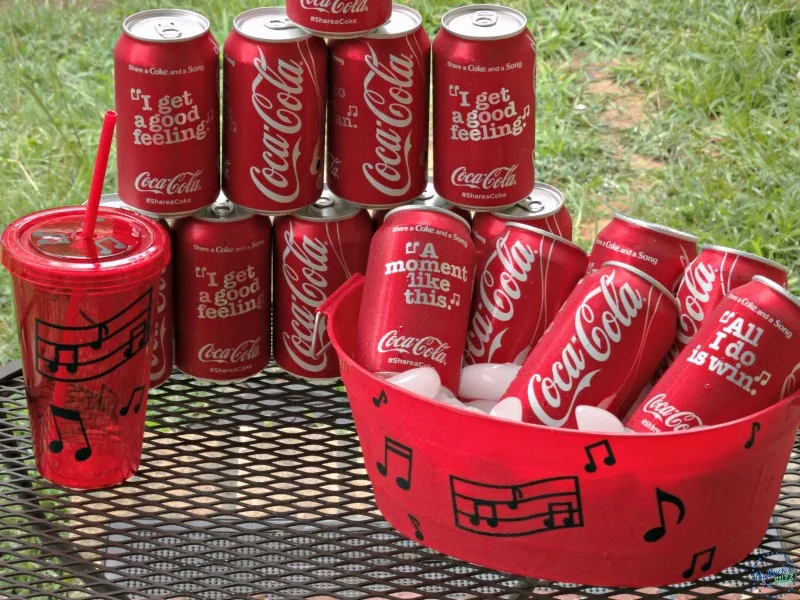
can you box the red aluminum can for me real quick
[286,0,391,39]
[661,245,789,372]
[356,206,476,390]
[274,189,373,380]
[433,5,536,211]
[327,5,431,209]
[465,223,587,366]
[223,8,327,216]
[173,201,271,382]
[472,183,572,262]
[114,9,220,217]
[625,276,800,432]
[587,213,697,290]
[497,261,678,428]
[372,181,471,229]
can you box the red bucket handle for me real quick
[311,274,364,358]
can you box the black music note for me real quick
[744,422,761,450]
[543,501,578,529]
[643,488,686,543]
[376,437,412,491]
[372,389,388,408]
[47,345,79,374]
[48,405,92,462]
[468,500,499,527]
[584,439,616,473]
[120,386,146,417]
[682,546,716,579]
[408,514,424,541]
[508,486,523,510]
[123,322,148,358]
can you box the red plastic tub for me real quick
[317,274,800,587]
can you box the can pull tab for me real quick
[472,10,498,27]
[519,196,545,214]
[154,19,183,39]
[265,16,296,30]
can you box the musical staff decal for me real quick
[376,437,412,491]
[643,488,686,543]
[48,404,92,462]
[120,386,146,417]
[372,389,388,408]
[682,546,716,579]
[744,422,760,450]
[408,514,424,541]
[450,475,584,537]
[584,439,616,473]
[35,289,153,382]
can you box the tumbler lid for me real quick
[368,5,422,38]
[234,7,311,42]
[124,9,210,43]
[442,4,527,41]
[1,206,170,291]
[493,183,564,220]
[294,187,363,222]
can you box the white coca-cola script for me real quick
[641,393,703,431]
[451,165,518,190]
[299,0,367,15]
[525,270,645,427]
[198,338,261,364]
[465,230,536,363]
[377,330,449,365]
[281,223,330,372]
[677,259,717,346]
[362,44,416,197]
[250,47,304,204]
[135,170,202,195]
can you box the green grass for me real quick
[0,0,798,364]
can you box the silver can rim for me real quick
[700,244,788,274]
[123,8,210,43]
[613,212,698,243]
[366,4,423,39]
[601,260,680,310]
[384,204,472,232]
[233,7,312,42]
[490,183,565,220]
[505,222,586,254]
[751,275,800,310]
[441,4,527,41]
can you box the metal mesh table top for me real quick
[0,362,798,600]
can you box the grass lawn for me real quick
[0,0,798,364]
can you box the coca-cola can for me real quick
[115,9,220,217]
[497,261,679,428]
[465,222,587,366]
[372,180,471,230]
[661,245,789,371]
[433,5,536,211]
[223,8,327,216]
[587,213,697,290]
[286,0,391,39]
[625,276,800,433]
[173,200,271,382]
[472,182,572,262]
[356,205,476,390]
[327,5,430,209]
[274,189,373,380]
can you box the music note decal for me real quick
[346,105,358,118]
[450,475,583,537]
[584,439,616,473]
[682,546,716,579]
[408,514,424,541]
[372,389,388,408]
[643,488,686,543]
[744,422,760,450]
[120,386,146,417]
[35,289,153,382]
[48,405,92,462]
[376,437,412,491]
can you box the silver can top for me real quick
[294,187,363,223]
[123,9,210,43]
[368,4,423,39]
[752,275,800,310]
[441,4,527,41]
[194,195,253,223]
[493,183,564,220]
[411,181,455,210]
[700,244,788,274]
[614,213,697,243]
[234,7,311,42]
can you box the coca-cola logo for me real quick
[362,44,416,197]
[465,231,536,363]
[782,362,800,398]
[524,270,645,427]
[135,170,202,195]
[281,223,330,372]
[377,330,449,365]
[250,47,306,204]
[662,259,716,368]
[299,0,368,15]
[641,393,703,431]
[198,338,261,364]
[451,165,518,190]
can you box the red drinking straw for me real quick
[80,111,117,240]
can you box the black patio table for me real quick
[0,361,797,599]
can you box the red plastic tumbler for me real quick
[1,206,170,488]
